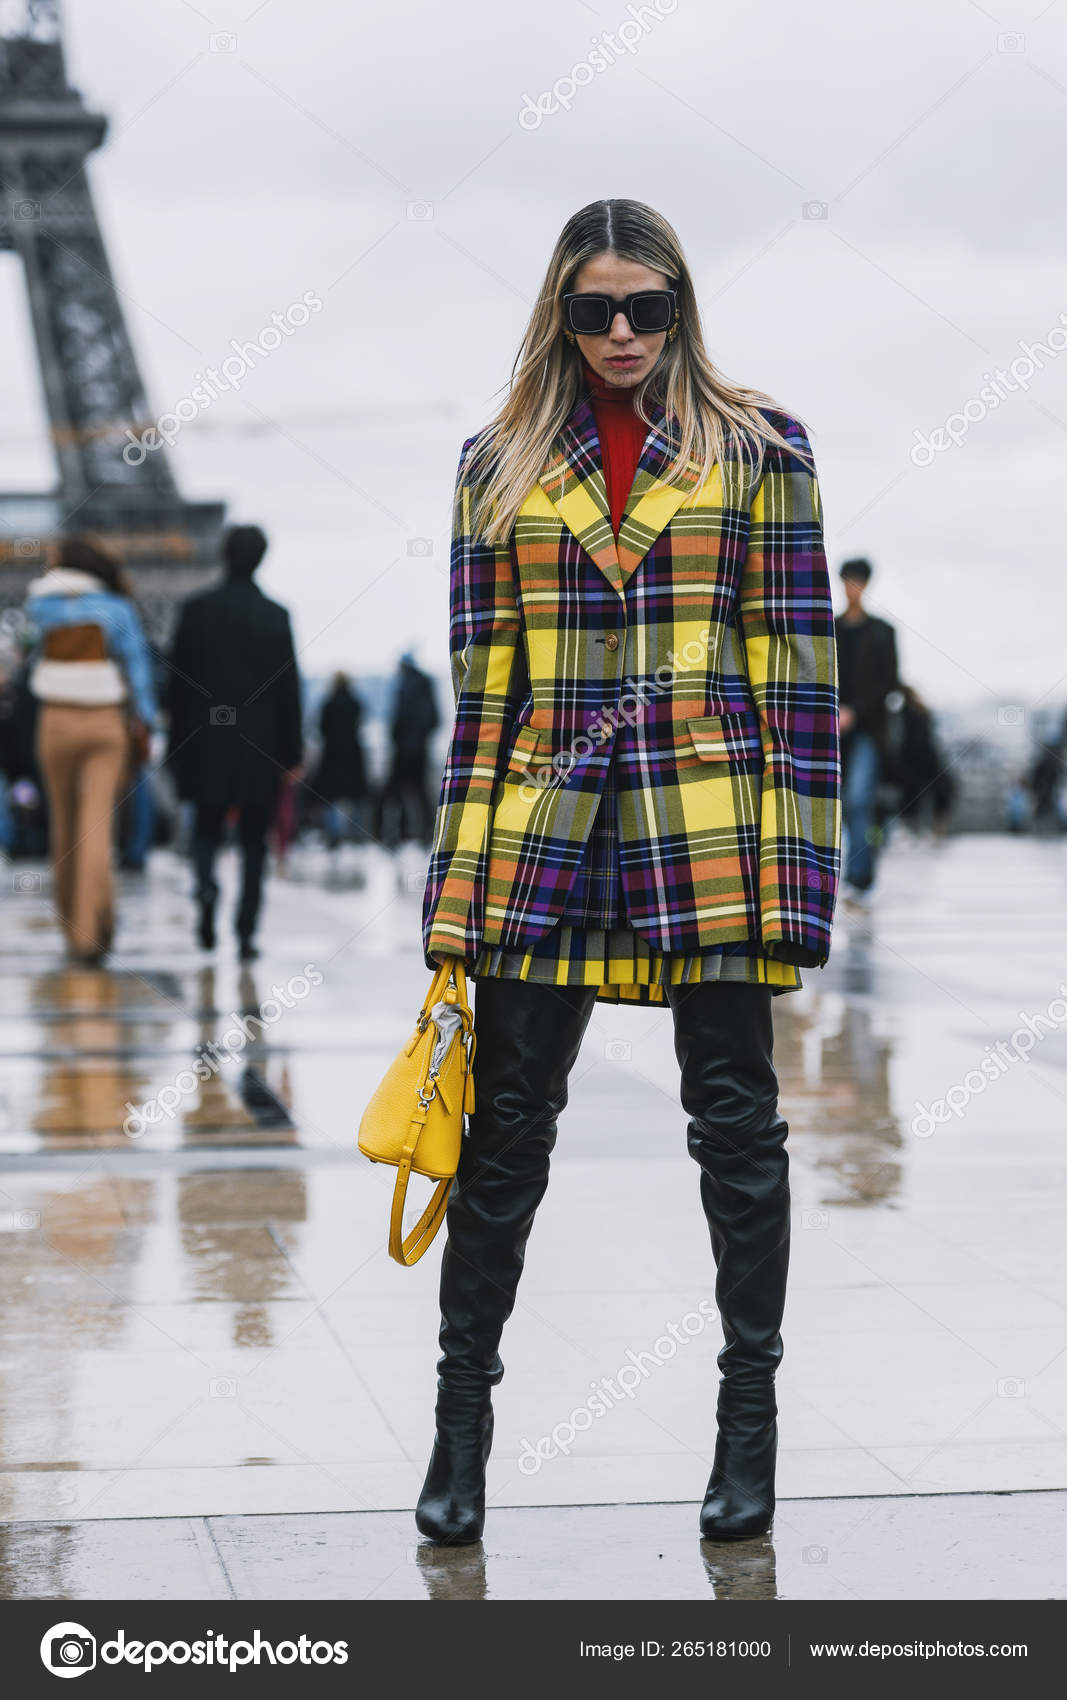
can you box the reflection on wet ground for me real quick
[0,837,1065,1599]
[1,1493,1064,1600]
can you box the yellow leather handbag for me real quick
[358,959,476,1266]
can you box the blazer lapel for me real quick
[616,402,705,584]
[537,393,622,594]
[536,391,706,593]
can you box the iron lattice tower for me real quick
[0,0,224,640]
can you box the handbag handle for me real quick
[387,957,473,1267]
[419,956,471,1023]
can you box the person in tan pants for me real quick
[25,537,158,966]
[36,702,130,961]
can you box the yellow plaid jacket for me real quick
[422,390,842,969]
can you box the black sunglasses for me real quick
[563,289,678,336]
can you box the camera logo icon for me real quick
[40,1622,96,1678]
[209,705,236,726]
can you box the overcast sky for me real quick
[3,0,1066,712]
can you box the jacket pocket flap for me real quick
[505,722,546,773]
[687,712,762,762]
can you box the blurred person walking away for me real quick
[1027,740,1064,835]
[376,651,439,850]
[165,525,303,962]
[0,659,19,853]
[3,647,47,859]
[834,558,899,907]
[892,684,955,840]
[24,536,157,965]
[120,763,156,871]
[312,672,369,851]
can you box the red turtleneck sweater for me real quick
[582,358,648,538]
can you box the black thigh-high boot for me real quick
[666,981,790,1542]
[415,977,597,1545]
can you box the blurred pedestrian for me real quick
[892,684,955,838]
[0,660,18,854]
[312,671,369,850]
[7,646,45,857]
[24,536,157,965]
[835,558,899,903]
[375,651,439,849]
[120,765,156,871]
[165,524,303,961]
[1027,742,1063,834]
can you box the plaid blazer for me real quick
[422,389,841,968]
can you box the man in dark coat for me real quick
[165,525,303,958]
[834,557,899,900]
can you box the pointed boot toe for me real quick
[415,1409,493,1546]
[699,1482,775,1542]
[698,1407,778,1542]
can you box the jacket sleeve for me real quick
[111,602,159,728]
[276,611,303,772]
[421,436,524,966]
[739,417,841,966]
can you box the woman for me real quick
[25,535,158,965]
[419,200,841,1546]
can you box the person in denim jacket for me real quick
[24,535,158,963]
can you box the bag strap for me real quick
[388,1157,453,1266]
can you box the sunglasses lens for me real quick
[631,293,673,331]
[567,296,610,334]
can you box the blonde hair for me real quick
[467,198,810,545]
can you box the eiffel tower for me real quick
[0,0,224,642]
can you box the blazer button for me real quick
[604,633,619,652]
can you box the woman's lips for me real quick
[605,355,639,366]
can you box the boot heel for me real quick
[415,1404,493,1545]
[700,1386,778,1541]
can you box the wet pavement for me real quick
[2,1491,1065,1600]
[0,832,1065,1599]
